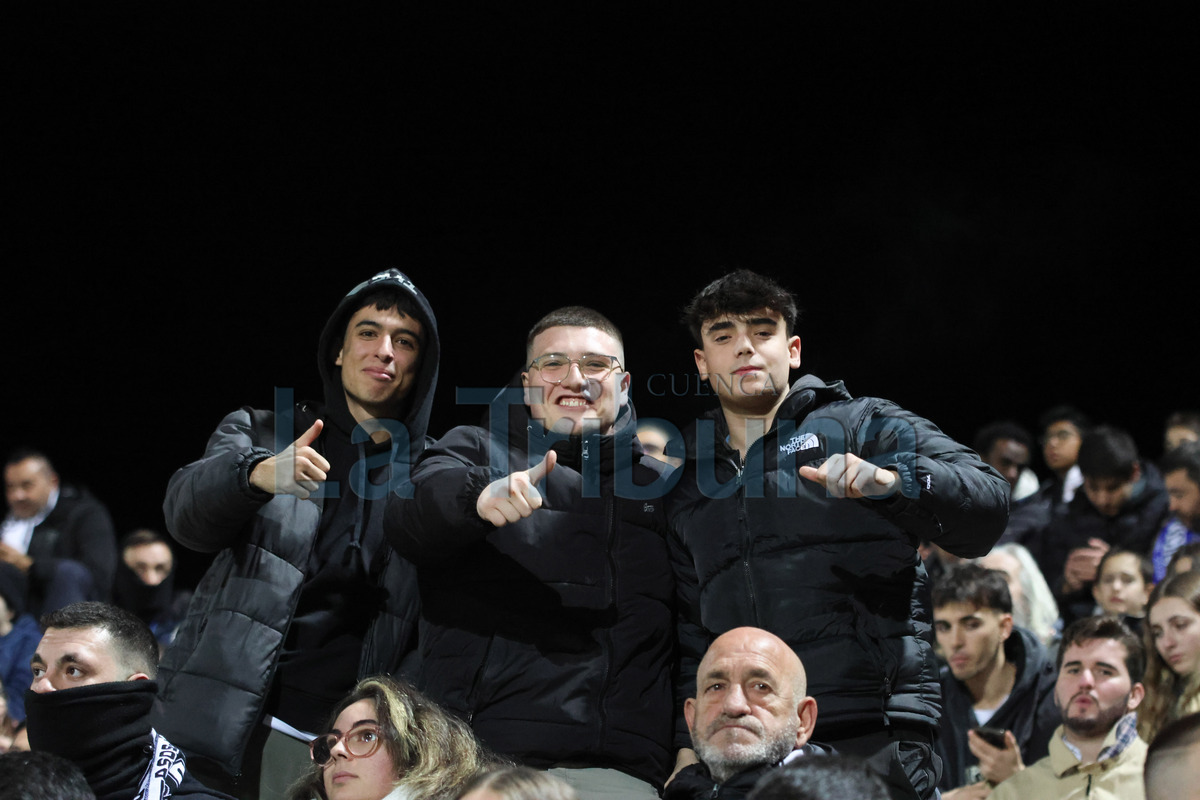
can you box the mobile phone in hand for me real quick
[974,725,1009,748]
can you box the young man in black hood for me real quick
[153,269,441,800]
[387,306,675,799]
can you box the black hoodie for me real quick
[157,268,441,775]
[935,625,1061,790]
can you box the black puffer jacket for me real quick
[936,625,1061,790]
[154,269,440,776]
[26,483,118,606]
[667,375,1009,746]
[387,383,676,787]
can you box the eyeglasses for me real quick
[526,353,623,384]
[309,724,384,766]
[1040,430,1081,445]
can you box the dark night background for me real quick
[6,6,1195,587]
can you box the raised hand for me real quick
[249,419,330,500]
[799,452,900,499]
[476,450,558,526]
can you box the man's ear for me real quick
[694,348,707,377]
[617,370,631,406]
[683,697,697,731]
[335,348,344,367]
[788,335,802,370]
[1128,681,1146,711]
[795,696,818,747]
[127,672,151,682]
[999,612,1014,641]
[521,372,538,408]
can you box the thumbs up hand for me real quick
[249,419,331,500]
[476,449,558,527]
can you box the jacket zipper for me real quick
[595,488,617,751]
[733,450,759,625]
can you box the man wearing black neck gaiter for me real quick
[24,601,231,800]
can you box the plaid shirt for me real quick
[1060,712,1139,763]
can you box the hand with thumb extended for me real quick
[249,419,331,500]
[476,449,558,527]
[798,452,899,499]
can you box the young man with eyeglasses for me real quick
[386,306,676,800]
[23,601,234,800]
[665,270,1010,800]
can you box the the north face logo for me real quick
[780,433,820,456]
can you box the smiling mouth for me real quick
[557,397,590,407]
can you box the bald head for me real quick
[685,627,817,783]
[700,627,808,697]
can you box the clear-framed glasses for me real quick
[309,723,384,766]
[526,353,623,384]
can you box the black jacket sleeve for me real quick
[385,425,501,565]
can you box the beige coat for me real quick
[989,722,1147,800]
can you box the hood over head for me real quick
[317,269,441,451]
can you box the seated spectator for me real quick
[637,419,684,470]
[1139,570,1200,744]
[1151,441,1200,581]
[288,675,502,800]
[744,754,890,800]
[0,677,14,752]
[989,616,1148,800]
[9,720,28,752]
[973,421,1038,501]
[1033,425,1169,628]
[1000,405,1091,547]
[0,748,96,800]
[1163,410,1200,455]
[664,627,826,800]
[977,543,1061,648]
[0,562,40,724]
[1143,712,1200,800]
[1,448,118,614]
[1167,542,1200,577]
[111,529,191,650]
[932,564,1059,796]
[458,765,581,800]
[1091,549,1154,634]
[23,601,232,800]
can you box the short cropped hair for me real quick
[119,528,171,552]
[1145,711,1200,800]
[973,420,1035,457]
[40,602,159,679]
[3,447,55,474]
[746,754,889,800]
[681,269,801,345]
[932,563,1014,615]
[525,306,624,362]
[1038,405,1092,437]
[0,750,95,800]
[1076,424,1140,481]
[1161,441,1200,488]
[1056,614,1145,683]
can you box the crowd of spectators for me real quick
[3,265,1198,800]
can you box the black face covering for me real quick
[25,681,158,800]
[112,561,176,626]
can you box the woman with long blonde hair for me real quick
[1139,570,1200,743]
[290,675,504,800]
